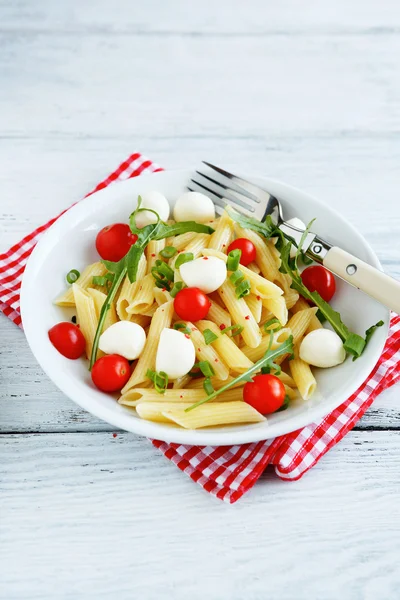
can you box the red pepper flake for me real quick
[184,334,190,339]
[113,433,118,438]
[151,253,156,257]
[162,288,166,292]
[191,328,196,332]
[180,395,183,399]
[203,256,209,260]
[222,244,226,248]
[139,286,143,291]
[215,358,219,363]
[256,295,260,301]
[197,348,201,352]
[245,315,250,320]
[178,250,183,253]
[219,324,226,330]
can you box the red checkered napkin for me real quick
[1,152,399,503]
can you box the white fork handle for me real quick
[323,247,400,314]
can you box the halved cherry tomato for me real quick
[95,223,137,262]
[243,374,285,414]
[174,287,211,321]
[227,238,256,266]
[48,322,86,359]
[301,265,336,302]
[91,354,131,392]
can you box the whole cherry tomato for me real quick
[95,223,137,262]
[227,238,256,266]
[48,322,86,359]
[243,374,286,414]
[301,265,336,302]
[91,354,131,392]
[174,287,211,321]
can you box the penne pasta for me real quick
[241,327,292,362]
[55,262,107,307]
[233,224,279,282]
[116,255,147,320]
[154,287,173,306]
[170,233,210,269]
[126,273,155,315]
[136,402,193,423]
[247,262,261,274]
[169,231,197,251]
[120,387,244,408]
[121,300,174,393]
[262,296,288,326]
[207,299,232,330]
[72,284,100,359]
[289,358,317,400]
[245,294,263,323]
[146,239,166,273]
[207,211,234,252]
[186,376,246,391]
[186,321,230,380]
[196,320,253,374]
[218,280,262,348]
[163,401,265,429]
[287,307,318,346]
[291,297,323,332]
[87,288,118,332]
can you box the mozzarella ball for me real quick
[135,191,170,228]
[180,256,227,294]
[156,328,196,379]
[173,191,215,223]
[286,217,307,258]
[99,321,146,360]
[299,329,346,368]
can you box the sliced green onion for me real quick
[263,318,282,332]
[203,377,214,396]
[146,369,169,394]
[170,282,186,298]
[105,273,115,283]
[197,360,215,378]
[160,246,177,259]
[235,279,251,298]
[66,269,80,284]
[175,252,194,269]
[221,324,244,337]
[173,322,191,334]
[92,275,107,286]
[203,329,218,345]
[227,249,241,271]
[154,260,174,281]
[152,275,172,291]
[230,270,244,285]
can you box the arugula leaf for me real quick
[364,320,384,346]
[186,334,294,411]
[226,207,276,239]
[153,221,215,239]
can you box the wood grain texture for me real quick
[0,1,399,598]
[1,431,400,600]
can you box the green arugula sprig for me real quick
[186,334,294,411]
[88,196,215,369]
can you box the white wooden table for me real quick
[1,2,400,598]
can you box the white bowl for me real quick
[20,169,389,445]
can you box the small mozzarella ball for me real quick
[180,256,227,294]
[135,191,170,228]
[173,191,215,223]
[99,321,146,360]
[286,217,307,258]
[156,328,196,379]
[299,329,346,368]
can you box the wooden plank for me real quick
[1,430,399,599]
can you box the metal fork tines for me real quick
[188,161,280,222]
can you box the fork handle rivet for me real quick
[346,264,357,275]
[313,244,322,254]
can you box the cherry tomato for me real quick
[95,223,137,262]
[301,265,336,302]
[227,238,256,266]
[243,374,286,414]
[174,287,211,321]
[91,354,131,392]
[48,322,86,359]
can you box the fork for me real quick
[188,161,400,314]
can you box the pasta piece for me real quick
[72,284,100,359]
[169,231,197,251]
[142,304,158,318]
[154,287,173,306]
[127,274,155,315]
[233,224,279,282]
[128,314,151,329]
[275,371,296,387]
[202,249,283,299]
[196,320,253,374]
[245,294,262,323]
[284,385,298,401]
[289,358,317,400]
[119,386,243,407]
[146,239,166,273]
[287,307,318,346]
[186,376,246,390]
[284,288,300,310]
[247,262,261,274]
[207,210,234,252]
[87,288,118,331]
[172,374,192,389]
[55,262,107,307]
[137,402,193,423]
[163,401,265,429]
[121,300,174,393]
[291,297,323,332]
[262,296,288,326]
[218,280,262,348]
[170,233,210,268]
[208,299,232,330]
[186,321,229,380]
[116,254,147,320]
[241,327,292,362]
